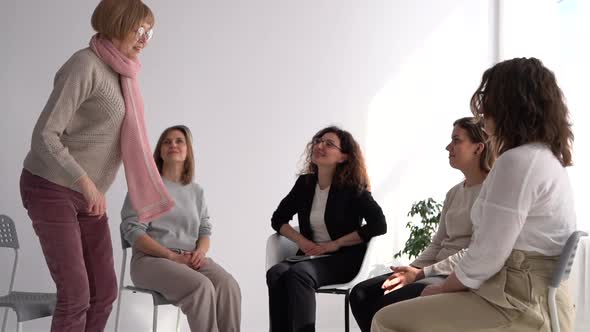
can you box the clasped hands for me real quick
[297,238,340,256]
[170,249,207,270]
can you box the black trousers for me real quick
[266,244,365,332]
[349,273,431,332]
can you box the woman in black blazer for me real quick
[267,126,387,332]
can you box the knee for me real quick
[284,265,313,286]
[219,274,241,298]
[58,282,91,312]
[349,284,366,308]
[266,263,288,287]
[191,277,216,297]
[96,269,118,306]
[371,308,386,331]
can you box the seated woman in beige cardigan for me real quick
[372,57,577,332]
[121,125,241,332]
[349,117,493,332]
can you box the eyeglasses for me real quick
[312,137,342,151]
[136,26,154,42]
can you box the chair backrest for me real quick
[265,226,300,271]
[117,222,133,293]
[550,230,588,288]
[344,234,381,286]
[1,215,20,296]
[119,222,132,250]
[0,215,19,249]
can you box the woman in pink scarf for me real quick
[19,1,171,331]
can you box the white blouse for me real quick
[455,143,576,289]
[309,184,332,243]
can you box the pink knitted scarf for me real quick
[90,34,174,222]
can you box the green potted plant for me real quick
[394,198,443,260]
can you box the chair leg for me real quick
[344,290,350,332]
[548,287,560,332]
[114,290,123,332]
[1,308,8,332]
[16,322,22,332]
[153,305,159,332]
[175,307,181,332]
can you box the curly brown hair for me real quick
[470,57,573,166]
[299,126,370,192]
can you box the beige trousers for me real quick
[371,250,574,332]
[131,252,241,332]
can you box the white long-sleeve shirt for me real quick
[455,143,576,289]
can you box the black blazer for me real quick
[271,174,387,244]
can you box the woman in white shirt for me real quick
[372,57,576,332]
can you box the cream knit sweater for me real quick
[24,48,126,193]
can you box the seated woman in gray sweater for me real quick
[121,125,241,332]
[349,117,494,332]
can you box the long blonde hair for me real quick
[153,125,195,185]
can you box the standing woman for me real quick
[267,126,387,332]
[372,57,576,332]
[19,1,173,331]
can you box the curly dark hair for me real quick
[299,126,370,192]
[470,57,573,166]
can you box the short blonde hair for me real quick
[91,0,155,41]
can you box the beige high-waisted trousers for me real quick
[131,251,241,332]
[372,250,574,332]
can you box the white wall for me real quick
[500,0,590,233]
[0,1,492,331]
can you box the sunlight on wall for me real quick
[365,4,489,265]
[501,0,589,231]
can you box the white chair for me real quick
[0,214,56,332]
[114,223,181,332]
[265,226,382,332]
[549,230,588,332]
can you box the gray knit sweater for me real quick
[23,47,125,193]
[121,178,213,252]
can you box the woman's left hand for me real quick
[189,249,207,270]
[420,284,444,297]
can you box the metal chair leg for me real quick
[152,305,158,332]
[1,308,9,332]
[175,307,181,332]
[344,290,350,332]
[114,290,123,332]
[16,321,22,332]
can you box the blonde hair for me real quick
[153,126,195,185]
[91,0,155,41]
[453,117,495,173]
